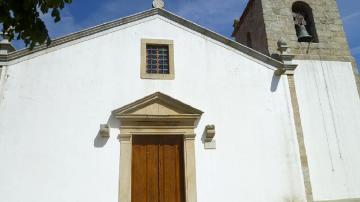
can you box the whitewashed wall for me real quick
[294,60,360,201]
[0,15,308,202]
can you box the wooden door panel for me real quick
[132,143,147,202]
[160,143,179,202]
[132,136,185,202]
[146,144,159,202]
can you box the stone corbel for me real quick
[99,124,110,137]
[275,62,298,76]
[275,38,298,75]
[202,125,216,149]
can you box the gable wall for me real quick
[0,17,305,202]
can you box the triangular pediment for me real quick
[112,92,203,117]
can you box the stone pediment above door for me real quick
[112,92,203,127]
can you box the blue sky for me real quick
[10,0,360,69]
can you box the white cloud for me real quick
[351,46,360,56]
[343,11,360,22]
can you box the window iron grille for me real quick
[146,45,170,74]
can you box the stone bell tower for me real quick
[232,0,352,60]
[232,0,359,95]
[233,1,360,202]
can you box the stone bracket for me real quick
[99,124,110,137]
[275,54,298,76]
[202,125,216,149]
[275,64,298,76]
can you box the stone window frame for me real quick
[112,92,202,202]
[140,39,175,80]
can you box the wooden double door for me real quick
[131,135,186,202]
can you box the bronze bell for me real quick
[296,24,312,42]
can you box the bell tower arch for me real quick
[292,1,318,43]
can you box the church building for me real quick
[0,0,360,201]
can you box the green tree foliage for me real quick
[0,0,72,49]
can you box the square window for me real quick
[146,45,170,74]
[141,39,174,80]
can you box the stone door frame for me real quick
[112,92,202,202]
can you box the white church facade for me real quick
[0,0,360,202]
